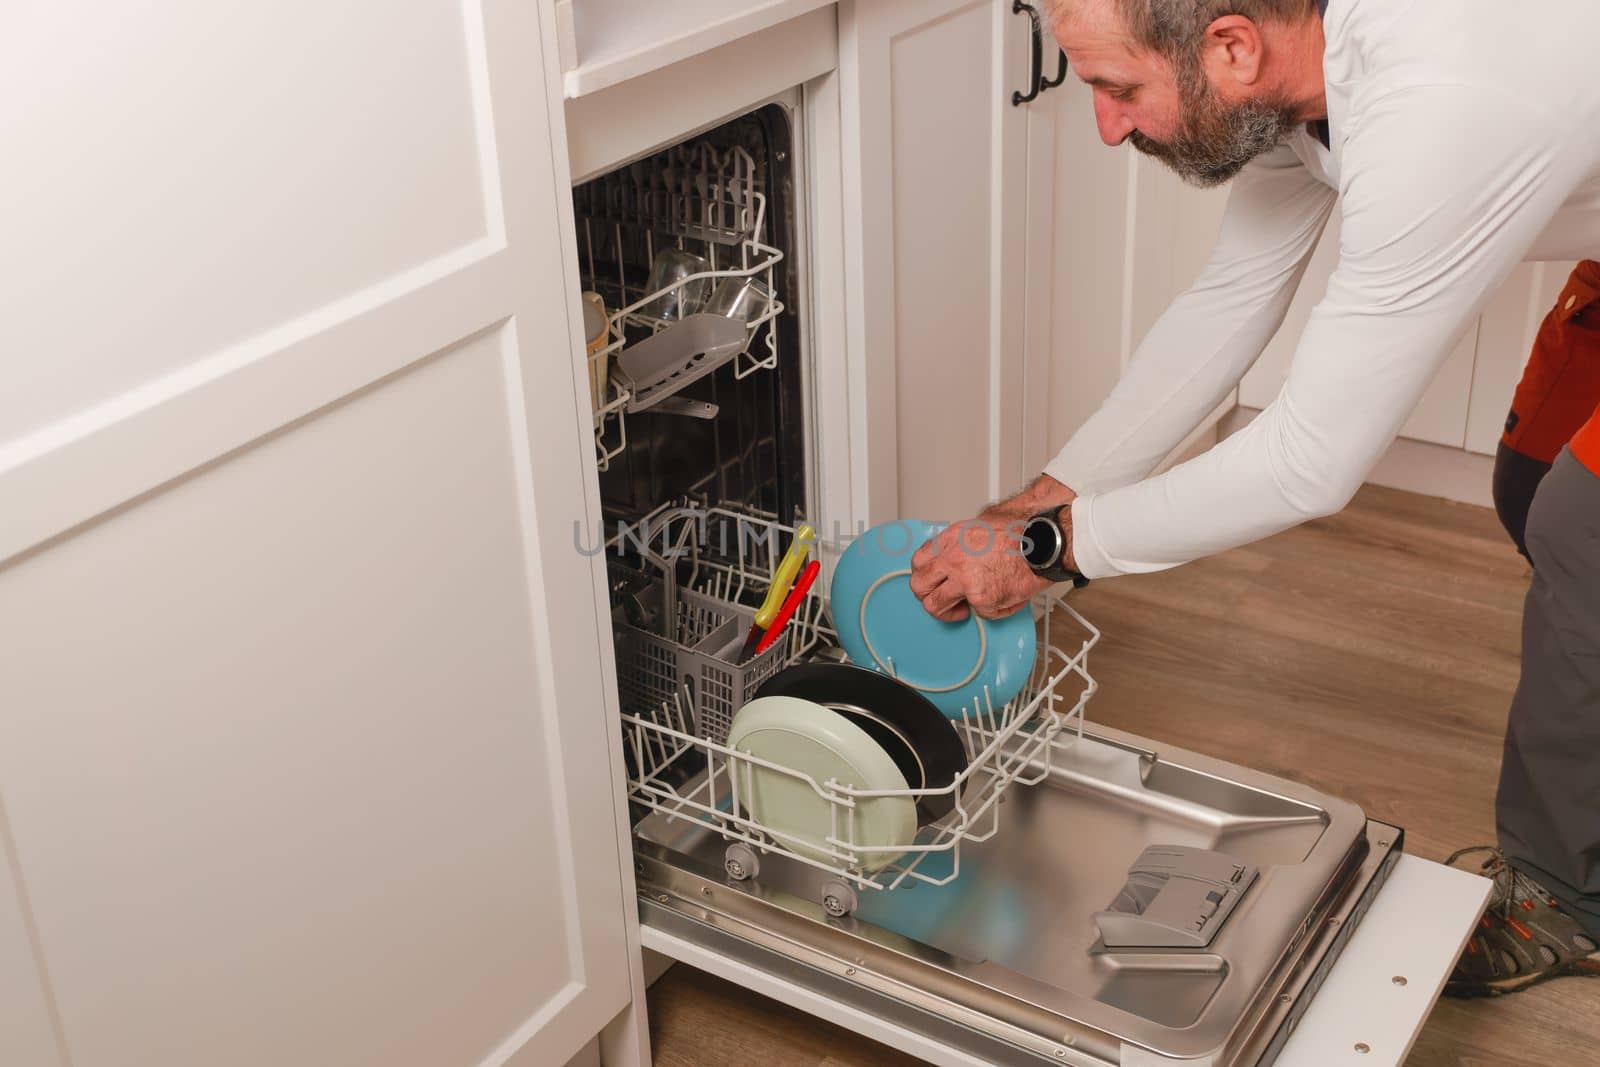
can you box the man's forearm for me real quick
[984,474,1077,519]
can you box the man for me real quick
[908,0,1600,997]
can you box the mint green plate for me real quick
[726,696,917,872]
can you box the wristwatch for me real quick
[1021,506,1089,587]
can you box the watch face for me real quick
[1022,517,1060,569]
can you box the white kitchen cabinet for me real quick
[1020,75,1232,473]
[562,8,839,185]
[0,3,641,1066]
[837,0,1035,521]
[555,0,837,99]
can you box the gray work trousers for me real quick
[1497,448,1600,939]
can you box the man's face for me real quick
[1052,2,1298,187]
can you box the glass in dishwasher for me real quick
[640,248,711,321]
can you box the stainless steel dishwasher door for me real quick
[635,724,1392,1066]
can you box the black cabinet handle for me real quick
[1012,0,1044,105]
[1040,44,1069,93]
[1012,1,1070,106]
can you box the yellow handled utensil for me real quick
[755,524,816,630]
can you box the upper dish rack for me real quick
[575,142,786,471]
[612,502,1100,913]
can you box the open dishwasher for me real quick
[572,103,1483,1067]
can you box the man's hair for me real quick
[1046,0,1317,62]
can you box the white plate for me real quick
[726,696,917,872]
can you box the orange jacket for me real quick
[1504,260,1600,475]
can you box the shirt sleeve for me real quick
[1044,142,1336,496]
[1068,84,1584,579]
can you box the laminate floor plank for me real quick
[647,966,922,1067]
[646,486,1598,1065]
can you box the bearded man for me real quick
[908,0,1600,997]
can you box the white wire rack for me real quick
[613,503,1101,898]
[576,142,786,471]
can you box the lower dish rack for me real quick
[612,503,1100,912]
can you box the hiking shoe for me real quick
[1442,846,1600,998]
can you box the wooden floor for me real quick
[646,485,1598,1066]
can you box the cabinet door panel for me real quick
[1028,79,1131,465]
[1027,77,1231,473]
[0,1,491,450]
[0,3,635,1066]
[0,849,59,1067]
[840,0,1030,521]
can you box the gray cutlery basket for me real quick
[613,580,795,746]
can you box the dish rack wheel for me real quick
[820,879,859,918]
[724,843,760,882]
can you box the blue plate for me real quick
[830,520,1037,719]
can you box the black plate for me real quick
[754,661,968,823]
[826,702,926,793]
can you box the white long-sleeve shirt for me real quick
[1047,0,1600,579]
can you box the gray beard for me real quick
[1130,77,1299,188]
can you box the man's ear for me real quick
[1200,14,1265,88]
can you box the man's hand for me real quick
[908,475,1077,622]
